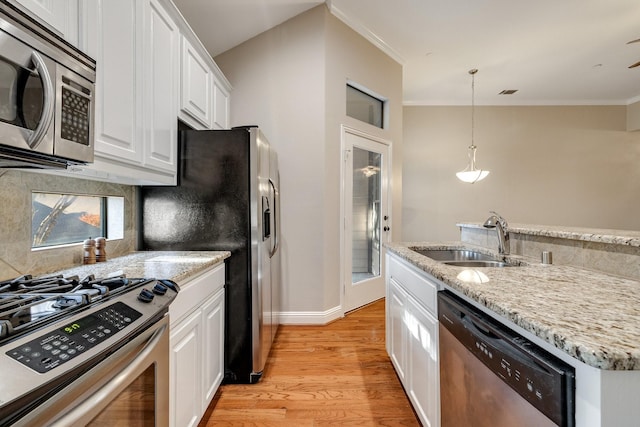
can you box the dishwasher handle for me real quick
[460,313,554,376]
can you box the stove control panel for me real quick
[6,302,142,373]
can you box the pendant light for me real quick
[456,69,490,183]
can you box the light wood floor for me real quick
[199,299,420,426]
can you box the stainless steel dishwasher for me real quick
[438,291,575,427]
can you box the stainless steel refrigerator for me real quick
[139,126,280,384]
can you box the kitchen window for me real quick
[31,192,124,249]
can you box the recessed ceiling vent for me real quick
[498,89,518,95]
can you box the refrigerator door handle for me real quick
[269,178,279,257]
[262,196,271,240]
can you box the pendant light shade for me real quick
[457,69,489,184]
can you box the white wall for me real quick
[215,5,402,315]
[402,105,640,242]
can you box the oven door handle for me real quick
[50,323,168,427]
[27,52,55,149]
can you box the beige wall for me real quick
[628,100,640,131]
[402,105,640,242]
[215,5,402,313]
[324,10,402,309]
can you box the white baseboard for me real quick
[278,305,343,325]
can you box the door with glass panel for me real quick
[343,129,390,313]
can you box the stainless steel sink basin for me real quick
[410,248,516,267]
[443,260,511,268]
[412,249,497,262]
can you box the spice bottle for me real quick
[95,237,107,262]
[83,238,96,264]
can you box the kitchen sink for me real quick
[411,249,498,262]
[410,248,515,267]
[442,260,511,268]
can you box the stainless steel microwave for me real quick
[0,2,96,168]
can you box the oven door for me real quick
[0,29,55,156]
[14,315,170,427]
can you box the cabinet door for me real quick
[201,288,225,408]
[407,295,439,427]
[212,79,230,129]
[387,278,408,381]
[180,37,213,129]
[144,0,178,173]
[170,311,202,427]
[84,0,143,164]
[14,0,79,45]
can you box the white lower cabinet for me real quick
[406,293,439,426]
[386,253,440,427]
[169,263,225,427]
[387,277,408,381]
[170,310,201,427]
[201,288,225,406]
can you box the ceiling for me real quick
[172,0,640,106]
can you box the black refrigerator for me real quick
[139,125,280,384]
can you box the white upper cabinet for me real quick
[176,12,231,131]
[180,37,213,129]
[212,77,230,130]
[68,0,230,185]
[74,0,184,185]
[12,0,79,46]
[83,0,143,165]
[143,0,179,174]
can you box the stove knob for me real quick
[152,282,167,295]
[137,288,155,303]
[159,279,179,292]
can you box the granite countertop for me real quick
[48,251,230,284]
[386,241,640,370]
[458,222,640,248]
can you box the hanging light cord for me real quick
[469,68,477,150]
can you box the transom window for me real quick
[346,83,386,129]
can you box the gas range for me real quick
[0,273,177,344]
[0,272,179,425]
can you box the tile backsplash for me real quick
[0,170,136,280]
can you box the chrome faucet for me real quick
[483,211,510,256]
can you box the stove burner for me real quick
[52,297,82,309]
[0,274,155,342]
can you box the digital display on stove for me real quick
[6,302,143,373]
[62,315,99,336]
